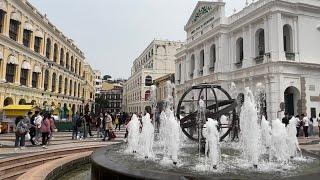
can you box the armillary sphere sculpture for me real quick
[176,84,239,143]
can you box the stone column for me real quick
[18,17,24,44]
[47,70,52,92]
[193,49,199,79]
[50,40,54,61]
[27,68,32,87]
[30,31,35,51]
[42,34,46,56]
[14,54,22,85]
[0,48,9,82]
[55,74,59,93]
[203,42,210,76]
[265,75,281,120]
[37,71,43,90]
[4,8,12,37]
[57,45,60,65]
[61,76,65,95]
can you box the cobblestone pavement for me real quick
[0,127,127,158]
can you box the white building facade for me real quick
[124,40,183,113]
[175,0,320,120]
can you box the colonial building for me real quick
[0,0,95,114]
[175,0,320,120]
[99,84,123,113]
[123,40,183,113]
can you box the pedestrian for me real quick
[72,113,79,140]
[295,115,301,137]
[114,114,120,131]
[317,113,320,137]
[85,114,93,137]
[103,112,113,141]
[40,114,51,149]
[309,117,314,136]
[48,114,57,144]
[302,114,309,138]
[34,112,43,144]
[78,113,86,140]
[96,113,104,140]
[282,113,289,127]
[30,111,39,145]
[15,116,29,150]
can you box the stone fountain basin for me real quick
[91,143,320,180]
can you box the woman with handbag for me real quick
[15,116,29,150]
[41,114,51,149]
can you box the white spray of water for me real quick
[260,116,271,154]
[166,110,180,163]
[139,113,155,158]
[203,118,220,168]
[220,115,229,138]
[286,117,301,157]
[127,114,141,153]
[240,87,261,167]
[270,119,290,162]
[230,82,238,99]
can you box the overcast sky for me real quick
[28,0,246,79]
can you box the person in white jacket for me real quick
[302,114,309,138]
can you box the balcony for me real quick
[254,55,264,64]
[234,61,243,68]
[189,72,194,79]
[209,66,215,72]
[285,52,295,61]
[198,69,203,76]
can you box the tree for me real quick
[103,75,112,80]
[95,96,109,114]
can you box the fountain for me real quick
[91,83,320,180]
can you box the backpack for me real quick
[16,121,27,136]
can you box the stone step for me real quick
[1,169,27,180]
[0,155,65,177]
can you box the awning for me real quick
[24,22,33,31]
[0,51,3,60]
[2,105,33,110]
[34,30,44,38]
[0,1,7,11]
[21,61,31,70]
[7,55,18,65]
[33,65,42,73]
[10,12,21,22]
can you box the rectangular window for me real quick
[23,29,32,47]
[34,37,42,53]
[309,85,316,91]
[311,108,316,118]
[6,64,16,83]
[20,69,28,86]
[9,20,19,41]
[32,72,38,88]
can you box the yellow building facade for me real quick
[0,0,95,114]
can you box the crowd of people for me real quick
[282,113,320,138]
[14,111,57,150]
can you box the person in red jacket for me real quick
[40,114,51,149]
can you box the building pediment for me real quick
[185,1,225,31]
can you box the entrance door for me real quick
[285,92,294,116]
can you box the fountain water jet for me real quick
[127,114,141,153]
[270,119,290,162]
[240,87,261,168]
[139,113,155,158]
[203,118,220,169]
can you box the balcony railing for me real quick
[254,55,264,63]
[285,52,295,61]
[198,69,203,76]
[234,61,243,68]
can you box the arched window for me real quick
[66,52,69,69]
[209,44,216,71]
[75,59,78,74]
[178,63,181,84]
[255,28,265,57]
[283,25,293,53]
[53,43,58,63]
[6,63,16,83]
[19,99,26,105]
[60,48,64,66]
[199,49,204,74]
[190,54,195,77]
[236,38,244,63]
[58,75,62,93]
[69,80,72,95]
[79,62,82,76]
[9,18,19,41]
[34,31,42,53]
[44,70,49,91]
[78,83,81,97]
[3,97,13,107]
[0,10,6,33]
[64,78,68,94]
[32,71,39,88]
[74,82,77,97]
[51,73,56,92]
[23,29,32,48]
[71,56,74,72]
[145,75,152,86]
[20,66,29,86]
[45,38,51,59]
[145,90,151,101]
